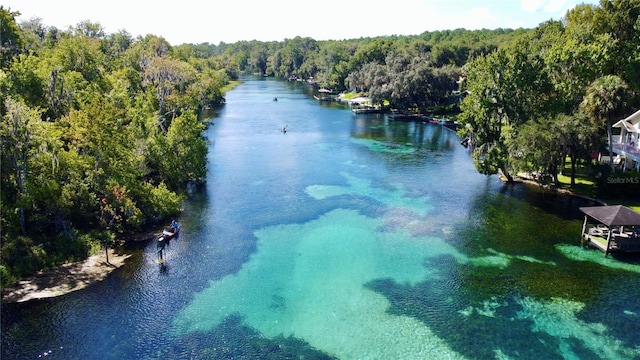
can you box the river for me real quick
[2,77,639,360]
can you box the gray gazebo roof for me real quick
[579,205,640,227]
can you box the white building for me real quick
[611,109,640,171]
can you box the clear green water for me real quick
[2,77,639,360]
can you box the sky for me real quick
[5,0,601,45]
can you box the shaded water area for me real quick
[2,77,640,359]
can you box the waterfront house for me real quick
[611,109,640,171]
[580,205,640,256]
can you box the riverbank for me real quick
[510,172,640,211]
[1,226,165,303]
[500,170,606,203]
[1,249,131,303]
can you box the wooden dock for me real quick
[582,232,608,252]
[579,205,640,256]
[582,226,640,254]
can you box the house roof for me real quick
[579,205,640,226]
[613,109,640,131]
[614,120,638,132]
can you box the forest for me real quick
[1,0,639,288]
[0,8,229,287]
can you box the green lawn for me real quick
[556,172,640,212]
[557,173,598,198]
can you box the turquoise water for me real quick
[2,77,639,359]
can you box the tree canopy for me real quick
[0,7,229,287]
[458,0,639,184]
[1,0,639,288]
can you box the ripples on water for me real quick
[2,77,639,359]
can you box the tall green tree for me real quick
[508,113,596,186]
[0,7,24,69]
[580,75,631,171]
[508,117,563,185]
[37,35,108,118]
[149,110,206,188]
[5,54,47,109]
[592,0,640,92]
[1,98,42,235]
[73,20,105,39]
[542,18,612,111]
[459,37,555,181]
[556,113,598,186]
[142,55,196,129]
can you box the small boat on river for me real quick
[162,227,180,241]
[159,220,180,242]
[156,222,179,262]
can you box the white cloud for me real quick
[454,7,501,30]
[5,0,601,44]
[543,0,568,13]
[521,0,546,12]
[522,0,568,14]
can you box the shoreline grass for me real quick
[556,173,640,212]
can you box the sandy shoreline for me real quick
[1,249,131,303]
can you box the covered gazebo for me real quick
[579,205,640,255]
